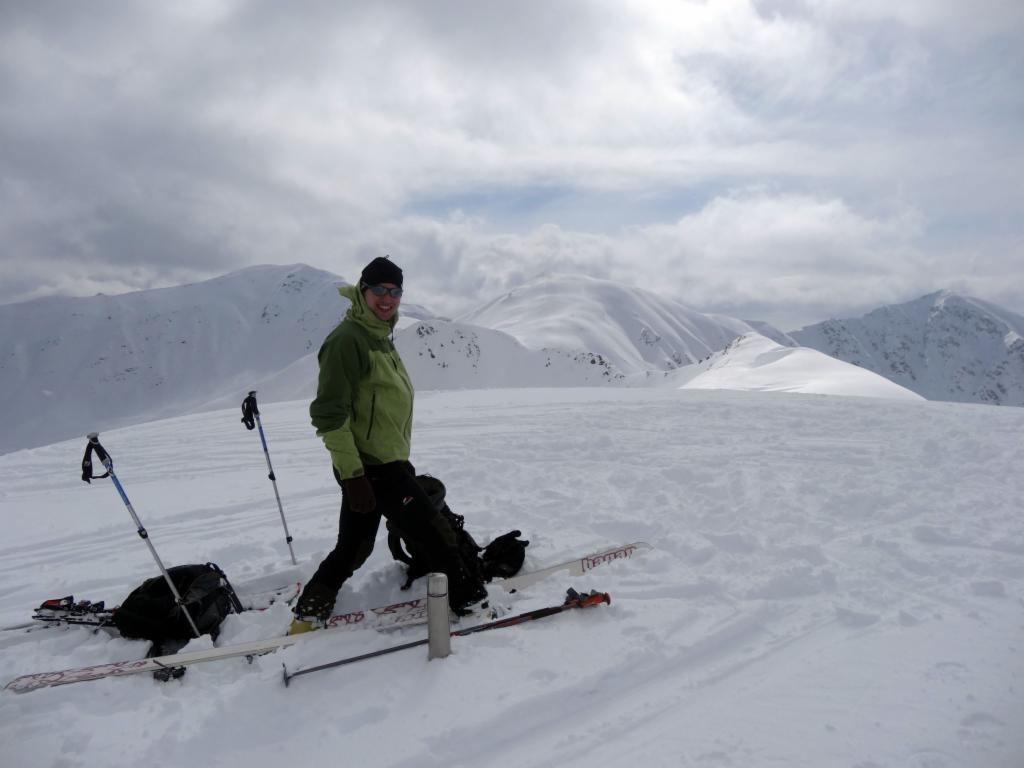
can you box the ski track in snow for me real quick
[1,388,1022,767]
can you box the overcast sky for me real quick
[1,1,1022,328]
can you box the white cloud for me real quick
[321,192,934,328]
[618,192,931,320]
[0,1,1020,324]
[804,0,1024,43]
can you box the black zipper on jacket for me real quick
[391,352,414,438]
[366,391,377,440]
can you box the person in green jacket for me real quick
[291,256,486,632]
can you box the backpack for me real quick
[387,475,529,590]
[112,562,242,656]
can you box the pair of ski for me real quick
[21,581,302,631]
[5,541,651,694]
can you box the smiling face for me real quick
[363,282,401,323]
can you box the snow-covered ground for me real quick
[1,388,1022,767]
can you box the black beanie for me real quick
[360,256,403,288]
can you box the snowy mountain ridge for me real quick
[209,317,629,412]
[458,272,764,374]
[0,267,783,455]
[0,264,369,454]
[789,290,1024,406]
[398,318,626,390]
[2,267,1015,456]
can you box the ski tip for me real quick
[282,662,290,688]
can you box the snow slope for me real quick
[196,316,628,414]
[0,267,754,456]
[0,268,776,455]
[790,290,1024,406]
[665,333,923,400]
[0,264,345,454]
[397,318,625,389]
[458,273,762,375]
[1,388,1022,767]
[0,264,441,455]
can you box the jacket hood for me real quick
[339,284,399,337]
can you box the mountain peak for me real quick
[791,292,1024,405]
[459,274,762,374]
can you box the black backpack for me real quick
[112,562,242,656]
[387,475,529,590]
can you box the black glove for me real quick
[481,530,529,580]
[343,475,376,514]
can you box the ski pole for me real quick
[80,433,201,639]
[282,588,611,686]
[454,588,610,636]
[241,391,297,565]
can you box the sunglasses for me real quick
[364,284,403,299]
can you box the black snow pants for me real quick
[303,461,459,598]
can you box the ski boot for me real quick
[289,583,336,635]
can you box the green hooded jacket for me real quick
[309,284,414,479]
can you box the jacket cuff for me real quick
[321,426,363,479]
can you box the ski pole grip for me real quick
[566,589,611,609]
[241,392,259,430]
[82,433,112,483]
